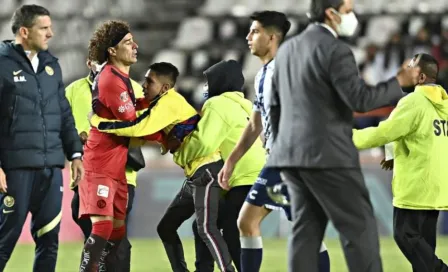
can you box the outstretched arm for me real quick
[353,94,422,149]
[330,42,405,113]
[91,103,177,137]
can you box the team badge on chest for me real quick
[120,91,129,102]
[3,196,14,208]
[45,66,54,76]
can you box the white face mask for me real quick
[202,83,209,100]
[332,10,358,37]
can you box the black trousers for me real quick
[192,185,250,272]
[393,207,448,272]
[157,161,250,272]
[157,179,198,272]
[281,167,382,272]
[71,184,135,272]
[0,168,63,272]
[191,161,238,272]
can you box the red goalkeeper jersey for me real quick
[83,64,160,181]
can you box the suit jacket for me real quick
[266,24,404,169]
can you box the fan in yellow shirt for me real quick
[352,54,448,270]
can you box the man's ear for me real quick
[419,73,427,84]
[107,47,116,57]
[271,32,282,44]
[86,59,92,69]
[18,27,29,39]
[325,8,341,24]
[163,83,172,92]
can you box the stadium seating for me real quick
[232,0,267,17]
[364,16,402,47]
[0,20,11,41]
[172,17,214,50]
[83,0,113,17]
[1,0,448,109]
[57,50,88,78]
[152,49,188,75]
[199,0,236,16]
[0,0,16,17]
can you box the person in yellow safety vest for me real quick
[65,59,145,272]
[353,53,448,271]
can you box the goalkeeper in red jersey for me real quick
[89,60,267,272]
[77,20,161,272]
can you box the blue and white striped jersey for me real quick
[253,59,275,151]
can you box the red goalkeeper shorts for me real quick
[78,171,127,220]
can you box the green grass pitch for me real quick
[5,237,448,271]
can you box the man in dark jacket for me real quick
[266,0,422,271]
[0,5,83,272]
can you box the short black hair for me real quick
[250,11,291,41]
[309,0,343,23]
[148,62,180,86]
[11,5,50,34]
[414,53,439,81]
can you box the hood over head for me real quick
[203,60,245,99]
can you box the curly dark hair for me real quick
[88,20,131,64]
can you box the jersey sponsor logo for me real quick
[120,91,129,102]
[118,102,134,114]
[13,70,22,76]
[255,177,267,185]
[97,185,109,198]
[249,190,258,200]
[433,119,448,136]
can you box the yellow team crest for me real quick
[45,66,54,76]
[3,196,14,208]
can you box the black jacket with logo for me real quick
[0,41,82,170]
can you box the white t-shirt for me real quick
[25,51,39,72]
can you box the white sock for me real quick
[320,242,327,252]
[240,236,263,249]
